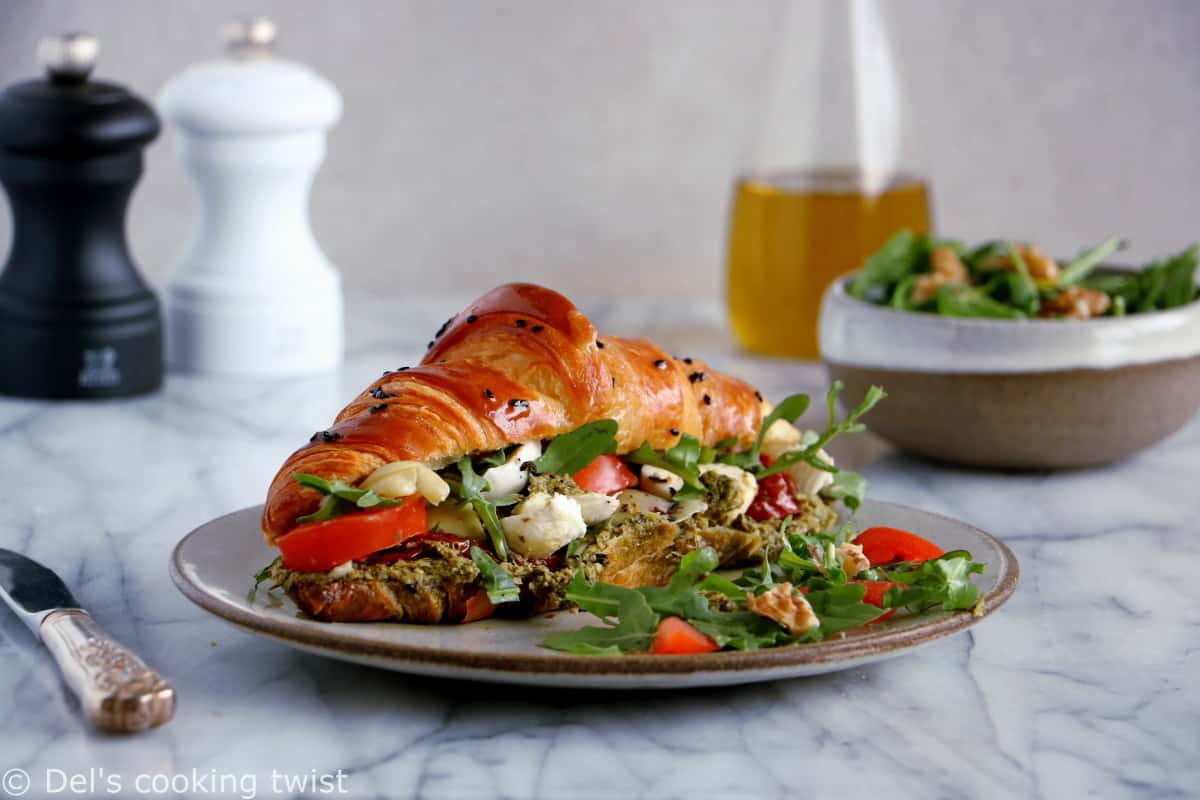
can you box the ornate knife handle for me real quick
[39,609,175,733]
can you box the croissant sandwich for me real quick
[260,283,864,624]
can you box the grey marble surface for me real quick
[1,293,1197,800]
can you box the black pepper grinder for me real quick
[0,33,162,399]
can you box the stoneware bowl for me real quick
[819,273,1200,469]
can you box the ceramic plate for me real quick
[170,501,1018,689]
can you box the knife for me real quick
[0,548,175,733]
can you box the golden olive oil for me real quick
[726,169,932,358]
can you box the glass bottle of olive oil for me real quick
[727,168,930,358]
[727,0,928,358]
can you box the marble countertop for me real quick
[1,293,1196,800]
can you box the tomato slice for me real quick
[651,616,720,655]
[853,527,944,565]
[857,579,900,623]
[573,454,637,494]
[277,495,428,573]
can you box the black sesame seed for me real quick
[611,377,617,388]
[703,394,712,405]
[682,357,693,364]
[688,371,705,383]
[754,390,763,401]
[370,387,393,399]
[467,314,478,323]
[669,427,680,436]
[654,359,667,369]
[314,430,341,443]
[532,325,545,333]
[509,398,529,408]
[596,340,605,349]
[381,370,391,377]
[426,340,434,349]
[484,388,495,399]
[515,319,528,328]
[369,403,387,413]
[437,359,447,364]
[399,366,410,371]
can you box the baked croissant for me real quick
[262,282,764,542]
[260,283,840,624]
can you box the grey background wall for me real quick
[0,0,1196,300]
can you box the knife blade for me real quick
[0,548,175,733]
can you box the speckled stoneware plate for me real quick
[170,502,1018,689]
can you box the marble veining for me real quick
[0,293,1197,799]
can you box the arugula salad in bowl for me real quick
[850,229,1198,320]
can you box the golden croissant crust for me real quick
[261,283,764,543]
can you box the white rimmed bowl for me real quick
[819,274,1200,469]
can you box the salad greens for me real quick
[542,530,987,655]
[453,457,511,561]
[626,433,708,499]
[852,230,1198,319]
[533,419,618,475]
[470,546,520,604]
[293,472,405,523]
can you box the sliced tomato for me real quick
[277,495,427,573]
[857,579,900,623]
[462,591,496,623]
[746,455,802,521]
[651,616,720,655]
[573,454,637,494]
[853,527,944,565]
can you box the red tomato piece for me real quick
[277,495,427,573]
[857,579,900,623]
[365,532,474,565]
[651,616,720,655]
[853,527,944,565]
[462,591,496,623]
[573,454,637,495]
[747,455,803,521]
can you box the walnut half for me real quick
[1039,286,1111,319]
[745,583,819,636]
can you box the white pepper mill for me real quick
[158,18,343,376]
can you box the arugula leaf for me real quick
[697,573,747,601]
[249,557,281,601]
[935,285,1027,319]
[474,448,510,468]
[1158,245,1199,309]
[1058,236,1123,286]
[690,611,796,650]
[757,382,885,484]
[805,584,887,635]
[469,546,520,604]
[533,419,619,476]
[454,458,510,560]
[293,472,403,523]
[638,548,719,618]
[542,579,659,655]
[850,229,925,301]
[825,469,869,511]
[626,434,708,497]
[884,553,985,611]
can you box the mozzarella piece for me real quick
[639,465,684,499]
[427,502,486,540]
[363,460,450,504]
[500,492,587,559]
[327,561,355,579]
[481,441,542,502]
[668,498,708,522]
[698,463,758,523]
[574,492,619,525]
[616,488,674,516]
[760,418,836,497]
